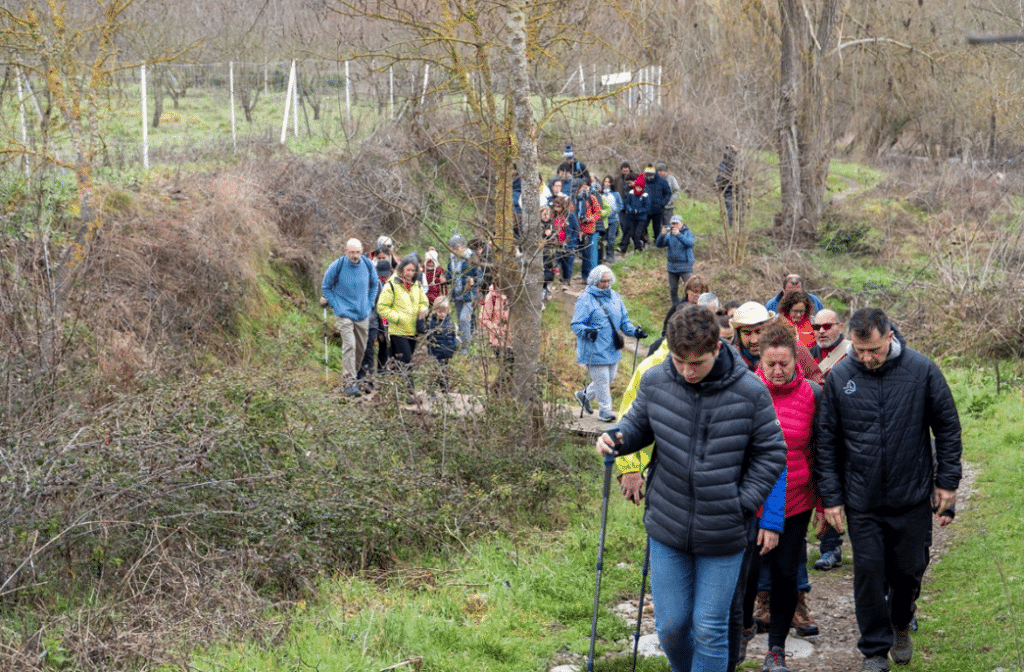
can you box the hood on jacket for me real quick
[586,264,615,286]
[847,325,905,371]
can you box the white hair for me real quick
[345,238,363,252]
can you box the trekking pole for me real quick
[323,307,329,384]
[631,536,651,672]
[588,453,616,672]
[631,331,642,376]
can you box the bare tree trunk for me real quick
[776,0,849,241]
[506,0,542,415]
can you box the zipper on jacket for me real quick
[686,389,703,552]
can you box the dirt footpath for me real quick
[611,463,976,672]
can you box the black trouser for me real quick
[846,498,932,658]
[741,509,813,650]
[619,215,646,254]
[389,335,418,392]
[359,317,379,379]
[646,210,665,243]
[727,516,759,672]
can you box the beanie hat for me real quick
[644,164,656,175]
[375,259,393,276]
[425,247,439,266]
[377,235,393,249]
[656,162,667,172]
[564,144,574,159]
[670,214,684,225]
[633,173,646,191]
[729,301,777,329]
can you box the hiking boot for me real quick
[792,590,819,636]
[345,384,361,397]
[762,646,790,672]
[858,656,891,672]
[598,411,617,423]
[813,547,843,571]
[575,390,593,415]
[753,590,771,633]
[891,627,913,665]
[739,625,757,662]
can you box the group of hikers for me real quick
[319,231,514,402]
[320,146,962,672]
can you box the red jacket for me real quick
[578,193,602,235]
[757,363,820,517]
[424,264,448,305]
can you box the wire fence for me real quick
[3,59,663,175]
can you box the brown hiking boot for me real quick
[753,589,771,633]
[791,589,819,636]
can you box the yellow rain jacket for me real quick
[614,339,670,476]
[377,278,429,337]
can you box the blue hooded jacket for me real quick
[571,267,639,366]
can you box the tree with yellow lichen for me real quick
[1,0,142,367]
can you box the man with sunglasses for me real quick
[809,308,852,573]
[810,309,850,377]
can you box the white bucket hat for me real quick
[729,301,777,329]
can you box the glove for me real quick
[634,327,648,340]
[585,328,599,342]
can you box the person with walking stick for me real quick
[572,265,646,423]
[595,305,787,672]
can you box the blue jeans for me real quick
[580,232,598,281]
[650,537,744,672]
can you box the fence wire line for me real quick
[2,59,663,172]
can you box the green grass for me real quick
[919,370,1024,671]
[195,493,653,672]
[190,366,1024,671]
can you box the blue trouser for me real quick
[819,527,843,555]
[453,297,475,343]
[580,232,598,281]
[557,249,574,283]
[604,219,619,262]
[650,537,744,672]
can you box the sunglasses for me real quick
[812,323,837,331]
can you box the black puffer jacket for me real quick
[814,328,962,512]
[615,344,787,556]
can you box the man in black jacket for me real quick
[815,307,962,672]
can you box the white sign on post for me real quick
[601,71,632,87]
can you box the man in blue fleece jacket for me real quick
[321,238,380,395]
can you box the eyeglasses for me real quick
[812,323,837,331]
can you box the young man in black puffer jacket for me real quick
[596,305,787,672]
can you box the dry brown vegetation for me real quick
[3,103,1024,670]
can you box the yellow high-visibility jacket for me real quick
[614,339,669,476]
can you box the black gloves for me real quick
[634,327,648,340]
[585,328,599,341]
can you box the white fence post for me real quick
[141,64,149,169]
[281,60,296,144]
[345,60,351,122]
[579,63,585,96]
[420,64,430,107]
[292,61,299,138]
[229,61,237,151]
